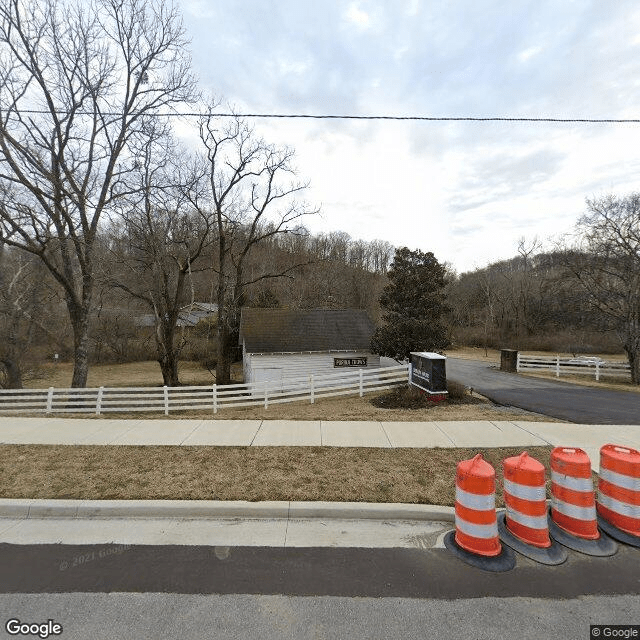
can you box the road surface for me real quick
[1,543,639,639]
[447,357,640,424]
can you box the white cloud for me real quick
[173,0,640,272]
[394,45,409,61]
[517,45,543,63]
[407,0,421,17]
[182,0,215,19]
[276,58,310,76]
[344,3,371,29]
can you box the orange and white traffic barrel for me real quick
[444,453,516,571]
[497,452,567,565]
[596,444,640,548]
[548,447,617,556]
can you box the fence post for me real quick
[359,369,364,397]
[408,362,412,384]
[516,353,520,372]
[212,384,217,414]
[596,360,600,382]
[264,383,269,410]
[46,387,54,414]
[556,355,560,378]
[96,387,104,415]
[163,386,169,416]
[310,374,314,404]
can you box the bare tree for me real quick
[0,242,56,388]
[0,0,196,387]
[108,126,213,386]
[198,114,316,384]
[562,194,640,383]
[0,242,31,388]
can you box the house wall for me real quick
[243,351,381,386]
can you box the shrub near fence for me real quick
[0,365,409,415]
[516,354,630,381]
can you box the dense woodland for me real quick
[0,225,629,389]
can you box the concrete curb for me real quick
[0,498,455,522]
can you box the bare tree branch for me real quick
[0,0,197,386]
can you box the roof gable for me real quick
[240,308,375,353]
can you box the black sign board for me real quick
[410,353,447,394]
[334,357,367,367]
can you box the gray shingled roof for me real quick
[135,302,218,328]
[240,308,375,353]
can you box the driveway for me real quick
[446,357,640,424]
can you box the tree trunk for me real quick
[215,315,233,385]
[68,302,92,388]
[156,320,180,386]
[625,347,640,385]
[157,348,179,386]
[0,357,23,389]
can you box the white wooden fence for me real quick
[0,364,409,415]
[517,354,630,381]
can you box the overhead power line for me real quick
[207,114,640,123]
[15,110,640,123]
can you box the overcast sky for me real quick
[175,0,640,273]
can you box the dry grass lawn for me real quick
[198,392,557,422]
[0,444,556,506]
[0,390,558,422]
[16,356,565,422]
[519,370,639,394]
[26,360,228,389]
[444,347,501,363]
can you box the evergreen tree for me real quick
[371,247,450,360]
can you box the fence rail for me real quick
[0,365,410,415]
[517,354,630,381]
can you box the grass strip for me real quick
[0,445,555,506]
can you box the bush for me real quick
[370,383,472,409]
[370,385,434,409]
[446,380,468,400]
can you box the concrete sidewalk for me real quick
[2,417,640,471]
[0,499,455,549]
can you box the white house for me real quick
[239,308,380,386]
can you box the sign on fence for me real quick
[334,357,367,367]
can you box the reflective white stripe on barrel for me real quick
[505,508,549,530]
[552,497,597,521]
[455,487,495,511]
[599,467,640,492]
[551,471,593,492]
[503,478,547,501]
[454,516,499,539]
[598,492,640,518]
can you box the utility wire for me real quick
[15,110,640,123]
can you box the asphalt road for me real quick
[1,543,639,639]
[447,357,640,424]
[4,543,640,598]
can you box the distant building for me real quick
[239,308,380,385]
[176,302,218,327]
[134,302,218,328]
